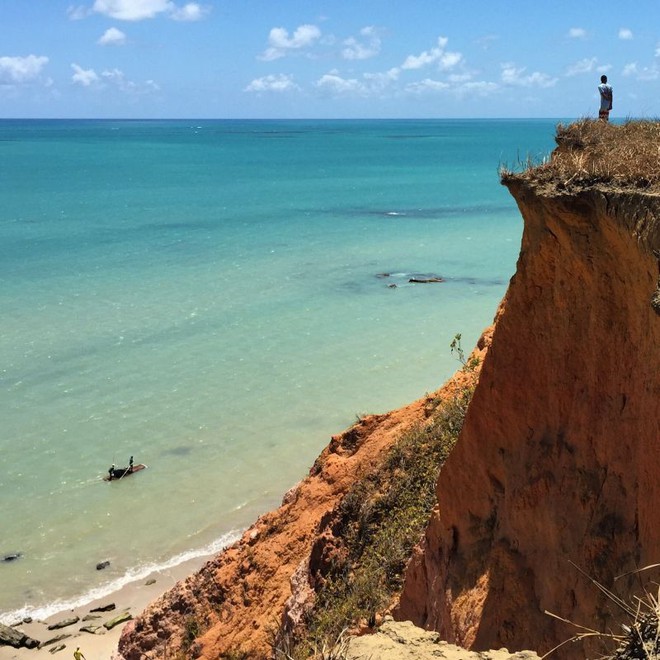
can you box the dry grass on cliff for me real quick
[273,359,479,660]
[501,118,660,192]
[545,564,660,660]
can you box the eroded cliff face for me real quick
[397,182,660,658]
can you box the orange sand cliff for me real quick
[397,179,660,657]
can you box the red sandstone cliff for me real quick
[397,151,660,656]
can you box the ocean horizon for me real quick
[0,118,557,624]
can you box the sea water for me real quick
[0,119,557,622]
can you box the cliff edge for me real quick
[397,119,660,658]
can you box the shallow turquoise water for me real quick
[0,119,557,621]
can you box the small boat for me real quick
[104,463,147,481]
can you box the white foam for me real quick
[0,530,241,626]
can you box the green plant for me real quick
[291,379,475,656]
[450,333,481,372]
[182,615,201,651]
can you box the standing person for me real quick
[598,75,613,121]
[73,647,86,660]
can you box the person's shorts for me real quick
[599,109,610,120]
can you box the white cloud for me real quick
[439,51,462,71]
[91,0,207,21]
[401,36,449,70]
[92,0,173,20]
[260,24,321,61]
[618,28,633,40]
[244,74,300,93]
[170,3,208,21]
[102,68,131,88]
[568,27,587,39]
[655,43,660,58]
[98,27,127,46]
[622,61,659,80]
[72,63,160,92]
[314,72,366,96]
[501,64,557,88]
[405,77,498,98]
[71,63,100,86]
[0,55,49,84]
[363,67,400,89]
[400,36,461,73]
[448,72,473,83]
[565,57,598,76]
[342,26,381,60]
[103,68,160,91]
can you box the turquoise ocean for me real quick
[0,119,557,623]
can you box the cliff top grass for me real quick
[502,119,660,193]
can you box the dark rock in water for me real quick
[0,622,40,649]
[90,603,115,613]
[2,553,22,562]
[103,611,132,630]
[96,560,110,570]
[22,617,32,624]
[80,625,101,634]
[145,578,157,586]
[47,617,79,631]
[49,644,66,654]
[408,276,444,283]
[377,271,445,286]
[40,634,71,648]
[387,283,397,288]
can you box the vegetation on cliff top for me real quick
[501,119,660,192]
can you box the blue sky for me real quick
[2,0,660,118]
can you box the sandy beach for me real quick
[0,553,212,660]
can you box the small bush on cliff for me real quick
[275,373,476,659]
[450,333,481,372]
[501,118,660,192]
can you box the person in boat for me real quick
[129,455,134,472]
[108,464,116,480]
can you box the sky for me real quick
[2,0,660,119]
